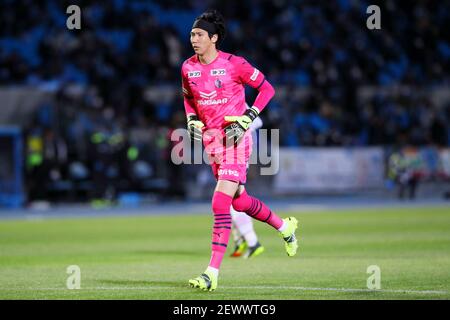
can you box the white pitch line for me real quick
[0,286,448,295]
[226,286,449,295]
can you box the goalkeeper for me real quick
[182,9,299,292]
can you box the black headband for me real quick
[192,19,217,35]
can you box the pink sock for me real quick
[208,191,233,269]
[232,190,283,230]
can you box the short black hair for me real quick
[195,9,226,47]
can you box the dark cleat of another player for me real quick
[243,242,265,259]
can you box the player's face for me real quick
[190,28,215,55]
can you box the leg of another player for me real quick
[231,206,264,258]
[230,218,242,244]
[230,207,247,257]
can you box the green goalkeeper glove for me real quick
[187,115,204,142]
[223,106,259,145]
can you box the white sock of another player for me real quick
[231,207,258,247]
[243,230,258,247]
[231,222,241,242]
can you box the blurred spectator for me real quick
[1,0,448,148]
[87,108,126,206]
[388,149,422,199]
[25,122,68,201]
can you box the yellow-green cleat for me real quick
[188,270,218,292]
[280,217,299,257]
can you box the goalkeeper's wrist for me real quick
[244,106,259,122]
[187,114,199,125]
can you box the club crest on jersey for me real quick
[215,79,222,88]
[211,69,226,76]
[188,71,201,78]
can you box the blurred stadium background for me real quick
[0,0,449,300]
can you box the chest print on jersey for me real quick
[214,79,222,88]
[199,90,217,99]
[210,69,226,76]
[188,71,201,78]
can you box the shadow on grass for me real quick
[132,250,204,257]
[97,279,182,287]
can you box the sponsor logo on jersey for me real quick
[218,169,239,177]
[215,79,222,88]
[188,71,201,78]
[198,98,228,106]
[198,90,227,105]
[211,69,226,76]
[250,68,260,81]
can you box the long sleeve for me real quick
[251,79,275,113]
[234,57,275,113]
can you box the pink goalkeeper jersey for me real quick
[181,50,266,131]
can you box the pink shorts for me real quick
[205,131,253,185]
[210,162,248,184]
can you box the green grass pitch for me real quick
[0,207,449,299]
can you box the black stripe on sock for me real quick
[253,200,263,217]
[264,211,272,222]
[249,199,262,217]
[248,198,257,215]
[212,242,227,247]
